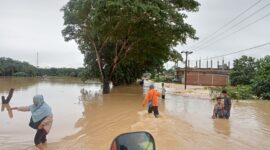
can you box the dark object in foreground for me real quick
[1,88,14,104]
[1,104,13,118]
[29,117,47,129]
[111,131,155,150]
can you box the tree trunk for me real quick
[103,80,110,94]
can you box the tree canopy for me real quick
[62,0,200,93]
[230,55,256,86]
[0,57,83,77]
[0,57,37,76]
[252,56,270,99]
[168,50,183,67]
[229,55,270,100]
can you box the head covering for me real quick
[29,95,52,123]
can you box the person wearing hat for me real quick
[11,95,53,150]
[142,85,161,118]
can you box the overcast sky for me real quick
[0,0,269,68]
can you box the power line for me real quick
[201,42,270,60]
[195,12,270,52]
[192,1,270,51]
[189,0,263,49]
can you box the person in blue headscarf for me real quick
[11,95,53,150]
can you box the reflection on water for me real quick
[1,78,270,150]
[1,104,13,118]
[0,77,39,92]
[0,77,101,150]
[212,119,231,136]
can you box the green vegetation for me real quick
[61,0,200,93]
[230,55,256,86]
[0,57,37,76]
[168,50,183,67]
[210,55,270,100]
[209,85,255,100]
[252,56,270,99]
[0,57,83,78]
[38,68,84,77]
[151,76,174,82]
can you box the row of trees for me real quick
[61,0,200,93]
[0,57,83,77]
[38,68,84,77]
[230,55,270,100]
[0,57,37,76]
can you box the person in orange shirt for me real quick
[142,85,161,118]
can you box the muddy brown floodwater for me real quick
[0,77,270,150]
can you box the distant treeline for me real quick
[0,57,83,77]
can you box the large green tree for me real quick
[62,0,200,93]
[230,55,256,86]
[168,50,183,67]
[252,56,270,100]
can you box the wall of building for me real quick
[186,71,229,86]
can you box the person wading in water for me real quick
[212,96,224,119]
[222,89,231,119]
[11,95,53,150]
[161,82,166,100]
[142,85,161,118]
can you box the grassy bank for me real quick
[209,85,257,100]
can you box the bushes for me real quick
[251,56,270,100]
[252,78,270,99]
[229,55,270,100]
[151,76,174,82]
[229,56,256,86]
[209,85,255,100]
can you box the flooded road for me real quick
[0,77,100,149]
[1,77,270,150]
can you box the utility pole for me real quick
[181,51,193,90]
[36,52,39,76]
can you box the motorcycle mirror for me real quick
[110,131,155,150]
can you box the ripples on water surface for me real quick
[0,77,270,150]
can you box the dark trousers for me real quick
[34,129,47,145]
[148,106,159,117]
[162,95,165,99]
[224,109,230,119]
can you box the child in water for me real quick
[11,95,53,150]
[161,82,166,100]
[212,96,224,119]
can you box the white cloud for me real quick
[0,0,269,68]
